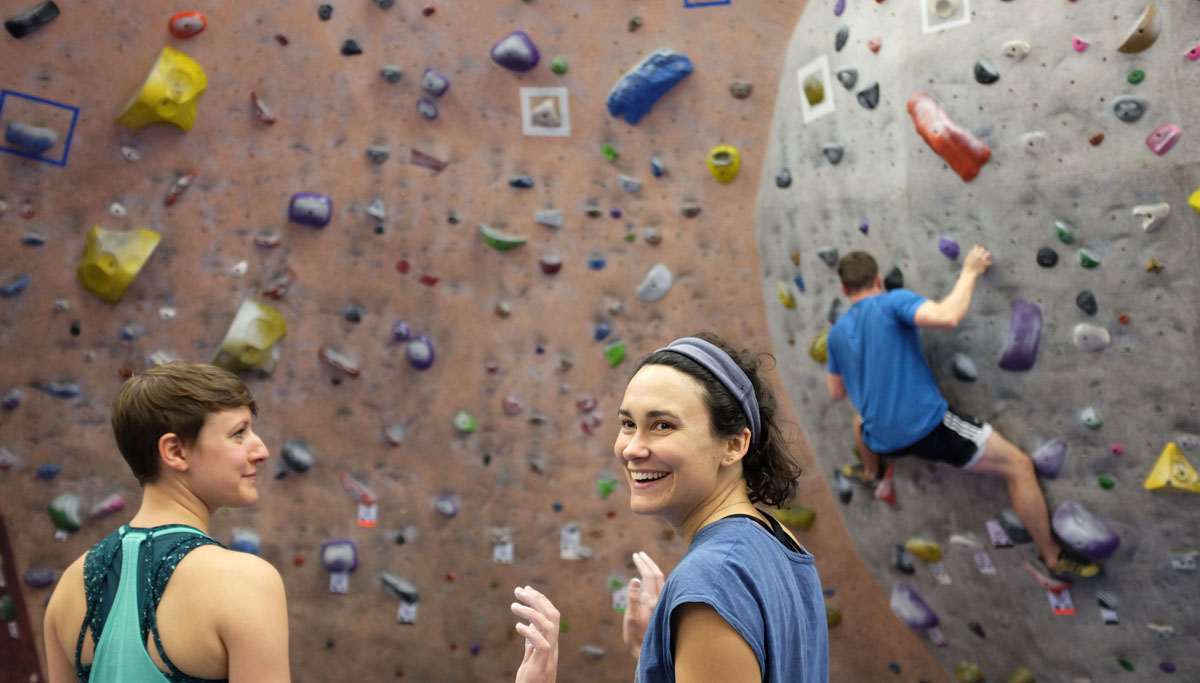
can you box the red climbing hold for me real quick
[251,91,276,125]
[396,259,411,274]
[168,12,206,39]
[906,91,991,182]
[418,274,439,286]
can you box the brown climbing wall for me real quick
[0,2,947,682]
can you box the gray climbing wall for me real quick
[757,0,1199,680]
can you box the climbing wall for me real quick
[0,1,955,681]
[758,0,1199,680]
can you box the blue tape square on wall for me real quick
[0,89,81,167]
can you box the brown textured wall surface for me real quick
[1,2,946,681]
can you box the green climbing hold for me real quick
[601,144,619,162]
[603,341,627,368]
[1078,250,1100,269]
[453,410,477,433]
[490,579,501,588]
[49,492,83,533]
[623,232,637,243]
[825,605,843,628]
[559,620,569,633]
[954,661,985,683]
[1081,406,1103,430]
[1127,69,1144,85]
[0,594,15,622]
[1117,657,1134,672]
[596,476,617,499]
[550,57,568,74]
[774,505,816,530]
[478,224,527,251]
[1054,220,1075,245]
[1099,475,1116,490]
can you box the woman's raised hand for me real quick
[512,585,560,683]
[622,551,665,659]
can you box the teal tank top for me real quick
[74,524,228,683]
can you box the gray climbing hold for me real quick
[509,174,535,189]
[951,353,977,382]
[491,30,540,72]
[835,26,849,52]
[281,440,314,472]
[1031,439,1068,479]
[1076,290,1098,316]
[822,143,844,165]
[1053,500,1119,559]
[775,169,792,188]
[1132,202,1169,231]
[729,80,753,99]
[417,98,438,120]
[833,470,853,504]
[581,645,606,659]
[380,66,403,83]
[1072,323,1110,352]
[421,68,450,96]
[366,145,389,164]
[827,298,843,325]
[817,247,839,267]
[618,175,643,194]
[534,209,563,228]
[1036,247,1058,267]
[883,267,903,291]
[997,508,1032,544]
[636,264,673,302]
[1112,96,1147,123]
[893,546,916,574]
[836,68,857,90]
[974,59,1000,84]
[856,82,880,110]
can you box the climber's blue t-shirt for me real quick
[826,289,947,452]
[635,517,829,683]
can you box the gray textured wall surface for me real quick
[757,1,1199,680]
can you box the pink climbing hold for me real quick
[1145,123,1182,156]
[1186,45,1200,61]
[1072,36,1089,52]
[1110,443,1125,456]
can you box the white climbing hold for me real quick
[534,209,563,228]
[636,263,673,302]
[367,198,386,220]
[231,261,248,277]
[1072,323,1110,352]
[159,306,177,321]
[1022,131,1047,155]
[1001,40,1031,60]
[618,175,642,194]
[1132,202,1169,231]
[108,201,127,218]
[933,0,960,19]
[530,97,561,127]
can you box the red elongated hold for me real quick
[251,91,276,125]
[906,91,991,182]
[168,11,207,39]
[274,34,288,46]
[418,274,439,286]
[164,171,197,206]
[410,148,446,172]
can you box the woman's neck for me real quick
[127,478,211,534]
[675,481,761,544]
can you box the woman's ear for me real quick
[159,433,189,473]
[720,428,752,467]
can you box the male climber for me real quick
[824,246,1100,579]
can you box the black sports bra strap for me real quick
[723,512,806,554]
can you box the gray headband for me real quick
[655,337,762,451]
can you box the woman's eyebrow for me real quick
[617,409,680,420]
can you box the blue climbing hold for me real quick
[36,463,61,480]
[594,321,612,341]
[1,274,30,297]
[37,381,81,399]
[606,49,694,125]
[650,157,665,177]
[794,275,806,292]
[509,174,535,189]
[552,502,564,512]
[888,662,901,674]
[588,255,607,270]
[20,234,45,246]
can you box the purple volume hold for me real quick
[890,581,939,631]
[1052,500,1119,560]
[288,192,333,228]
[490,30,540,72]
[998,299,1042,371]
[1030,439,1068,479]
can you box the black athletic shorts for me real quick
[876,408,993,469]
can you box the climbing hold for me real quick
[933,0,960,19]
[1001,40,1031,60]
[549,56,568,74]
[1053,500,1119,559]
[167,11,206,39]
[681,203,702,218]
[36,463,61,479]
[707,146,740,183]
[636,264,673,302]
[452,411,477,433]
[1110,443,1125,456]
[1144,442,1200,493]
[1022,131,1046,154]
[954,662,984,683]
[907,92,991,181]
[594,321,612,341]
[2,388,21,410]
[1159,662,1176,674]
[1127,69,1145,85]
[534,209,564,228]
[281,440,314,473]
[479,224,527,250]
[491,30,539,72]
[390,320,412,343]
[893,546,916,574]
[5,122,57,155]
[230,528,261,555]
[1031,439,1068,479]
[832,470,852,504]
[775,169,792,188]
[1117,3,1160,54]
[1132,202,1169,231]
[416,98,438,120]
[773,505,815,530]
[729,80,753,99]
[867,37,881,53]
[37,381,81,399]
[904,538,942,563]
[77,226,161,304]
[618,175,642,194]
[1072,36,1089,52]
[1,275,30,298]
[827,298,843,325]
[1073,323,1110,352]
[974,59,1000,84]
[509,174,535,189]
[1006,668,1035,683]
[802,74,825,106]
[366,145,389,164]
[606,49,693,125]
[777,283,796,309]
[49,492,83,533]
[340,39,362,55]
[1089,132,1105,146]
[421,68,450,96]
[366,198,386,221]
[822,143,844,165]
[317,4,332,20]
[890,582,939,631]
[1080,406,1103,429]
[539,255,563,274]
[1112,96,1147,123]
[1117,657,1134,671]
[289,192,333,228]
[883,267,903,291]
[1053,220,1075,244]
[808,331,828,364]
[213,300,288,374]
[1145,123,1182,155]
[407,335,435,370]
[1098,475,1116,490]
[834,26,849,51]
[1117,313,1130,325]
[434,493,460,518]
[818,247,839,266]
[856,82,880,110]
[825,606,843,628]
[950,353,977,382]
[1077,250,1100,269]
[5,1,59,38]
[24,567,56,588]
[836,68,857,90]
[998,299,1041,371]
[650,157,665,177]
[834,0,846,15]
[117,47,207,131]
[938,237,960,260]
[793,275,806,293]
[494,301,512,318]
[588,254,607,269]
[1145,256,1165,274]
[603,341,627,368]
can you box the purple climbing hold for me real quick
[1031,439,1068,479]
[858,220,869,235]
[833,0,846,16]
[421,67,450,97]
[23,567,56,588]
[998,299,1041,372]
[320,539,359,573]
[391,320,412,343]
[1052,500,1119,560]
[890,581,939,631]
[289,192,333,228]
[490,30,540,72]
[36,463,61,479]
[938,237,960,260]
[2,387,21,410]
[407,334,435,370]
[1159,662,1176,674]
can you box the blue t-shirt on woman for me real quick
[635,516,829,683]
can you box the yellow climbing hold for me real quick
[706,145,740,184]
[904,538,943,563]
[774,505,816,530]
[117,47,208,131]
[777,282,797,309]
[802,74,825,106]
[76,226,161,304]
[808,331,828,364]
[954,661,985,683]
[1006,667,1036,683]
[213,300,288,375]
[1144,442,1200,493]
[825,605,842,628]
[1188,187,1200,213]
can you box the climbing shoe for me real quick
[1043,551,1101,580]
[841,462,881,487]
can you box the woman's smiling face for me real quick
[614,364,731,524]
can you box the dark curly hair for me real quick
[635,332,801,507]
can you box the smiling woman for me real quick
[512,333,829,683]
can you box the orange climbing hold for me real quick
[906,91,991,182]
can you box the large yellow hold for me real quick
[706,145,740,183]
[1144,442,1200,493]
[904,538,943,563]
[117,47,207,131]
[77,226,161,304]
[213,300,288,375]
[1188,187,1200,214]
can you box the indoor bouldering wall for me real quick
[0,2,954,682]
[758,0,1198,680]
